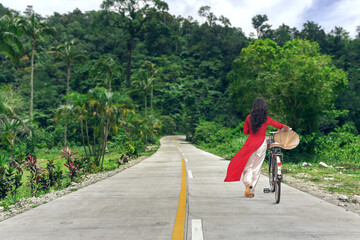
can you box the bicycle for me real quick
[263,128,299,203]
[264,130,285,204]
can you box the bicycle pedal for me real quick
[263,188,270,193]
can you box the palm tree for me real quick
[67,92,91,157]
[133,61,160,116]
[48,40,86,146]
[49,40,87,102]
[0,13,23,63]
[19,13,55,121]
[55,104,73,147]
[133,71,151,116]
[91,54,123,92]
[143,115,161,144]
[88,87,116,169]
[144,61,161,116]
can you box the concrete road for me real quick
[178,136,360,240]
[1,136,360,240]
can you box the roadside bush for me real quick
[46,159,63,188]
[313,123,360,167]
[108,130,131,152]
[0,166,9,200]
[160,115,176,135]
[193,121,230,145]
[0,156,23,201]
[229,121,245,137]
[193,121,248,158]
[0,153,10,167]
[25,154,44,196]
[74,156,96,174]
[108,130,141,156]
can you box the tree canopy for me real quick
[0,3,358,146]
[228,39,347,133]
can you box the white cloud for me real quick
[211,0,314,34]
[1,0,103,16]
[166,0,315,35]
[2,0,359,37]
[314,0,360,36]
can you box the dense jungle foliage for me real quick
[0,0,360,204]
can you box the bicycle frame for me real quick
[268,132,283,173]
[266,131,284,203]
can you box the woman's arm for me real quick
[243,115,250,135]
[268,117,283,129]
[268,116,289,130]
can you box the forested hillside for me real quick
[0,1,360,203]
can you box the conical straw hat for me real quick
[274,129,300,150]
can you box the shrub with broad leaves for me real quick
[6,167,23,200]
[25,154,46,196]
[0,153,23,201]
[0,166,9,200]
[46,159,63,188]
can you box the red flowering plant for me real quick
[64,161,81,182]
[61,146,78,164]
[61,147,80,182]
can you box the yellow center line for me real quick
[173,138,181,148]
[172,158,187,240]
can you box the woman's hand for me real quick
[282,125,291,131]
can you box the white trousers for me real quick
[242,139,267,193]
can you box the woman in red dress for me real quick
[224,98,290,198]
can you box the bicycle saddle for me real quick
[269,142,284,148]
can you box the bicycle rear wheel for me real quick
[275,175,281,204]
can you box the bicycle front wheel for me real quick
[275,177,281,204]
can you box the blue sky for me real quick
[1,0,359,37]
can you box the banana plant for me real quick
[0,115,29,159]
[0,87,30,161]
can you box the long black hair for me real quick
[250,97,268,133]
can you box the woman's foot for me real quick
[245,184,253,198]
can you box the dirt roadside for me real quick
[283,175,360,216]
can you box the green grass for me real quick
[275,162,360,196]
